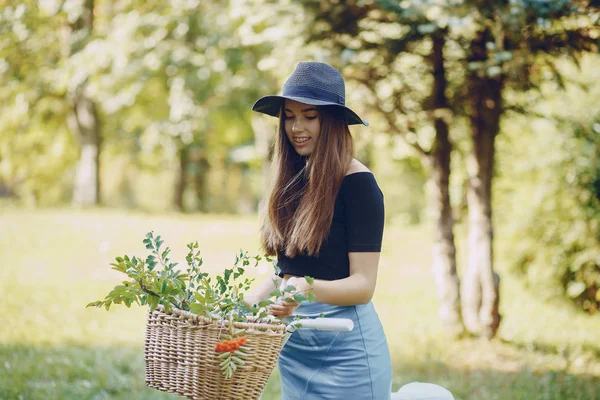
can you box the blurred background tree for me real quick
[0,0,77,205]
[496,54,600,315]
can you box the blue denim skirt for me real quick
[278,301,392,400]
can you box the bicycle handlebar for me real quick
[286,318,354,333]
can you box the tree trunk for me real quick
[251,113,274,213]
[174,144,189,212]
[462,30,502,338]
[69,0,101,206]
[194,153,209,213]
[428,33,463,336]
[70,93,101,206]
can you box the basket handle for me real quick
[286,318,354,333]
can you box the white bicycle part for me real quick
[287,317,354,333]
[282,317,354,345]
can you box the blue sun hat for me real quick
[252,61,368,126]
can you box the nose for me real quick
[292,118,303,133]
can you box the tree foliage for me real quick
[496,57,600,313]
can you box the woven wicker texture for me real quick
[144,306,287,400]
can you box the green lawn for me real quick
[1,208,599,399]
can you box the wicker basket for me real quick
[144,305,287,400]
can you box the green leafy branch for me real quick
[86,232,316,379]
[87,232,190,314]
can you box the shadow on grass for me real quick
[1,344,599,400]
[498,337,600,360]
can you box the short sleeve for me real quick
[342,173,385,252]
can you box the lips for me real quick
[292,136,311,146]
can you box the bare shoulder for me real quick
[345,159,371,176]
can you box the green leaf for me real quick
[111,263,127,273]
[283,285,296,293]
[189,303,206,315]
[308,293,316,302]
[293,294,306,303]
[224,269,232,283]
[233,350,247,358]
[231,356,245,365]
[269,288,282,297]
[304,276,314,285]
[258,300,273,307]
[272,260,281,275]
[148,296,159,311]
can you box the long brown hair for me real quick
[261,106,354,257]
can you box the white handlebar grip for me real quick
[292,318,354,332]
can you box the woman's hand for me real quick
[268,276,313,318]
[268,297,300,318]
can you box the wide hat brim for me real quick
[252,95,369,126]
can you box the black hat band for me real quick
[283,85,345,106]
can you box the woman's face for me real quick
[283,99,321,157]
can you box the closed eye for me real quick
[285,115,317,120]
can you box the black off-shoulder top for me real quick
[276,172,385,281]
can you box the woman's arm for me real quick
[310,252,380,305]
[244,274,282,307]
[269,252,380,317]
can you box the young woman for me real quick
[248,61,392,400]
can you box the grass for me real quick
[1,207,599,399]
